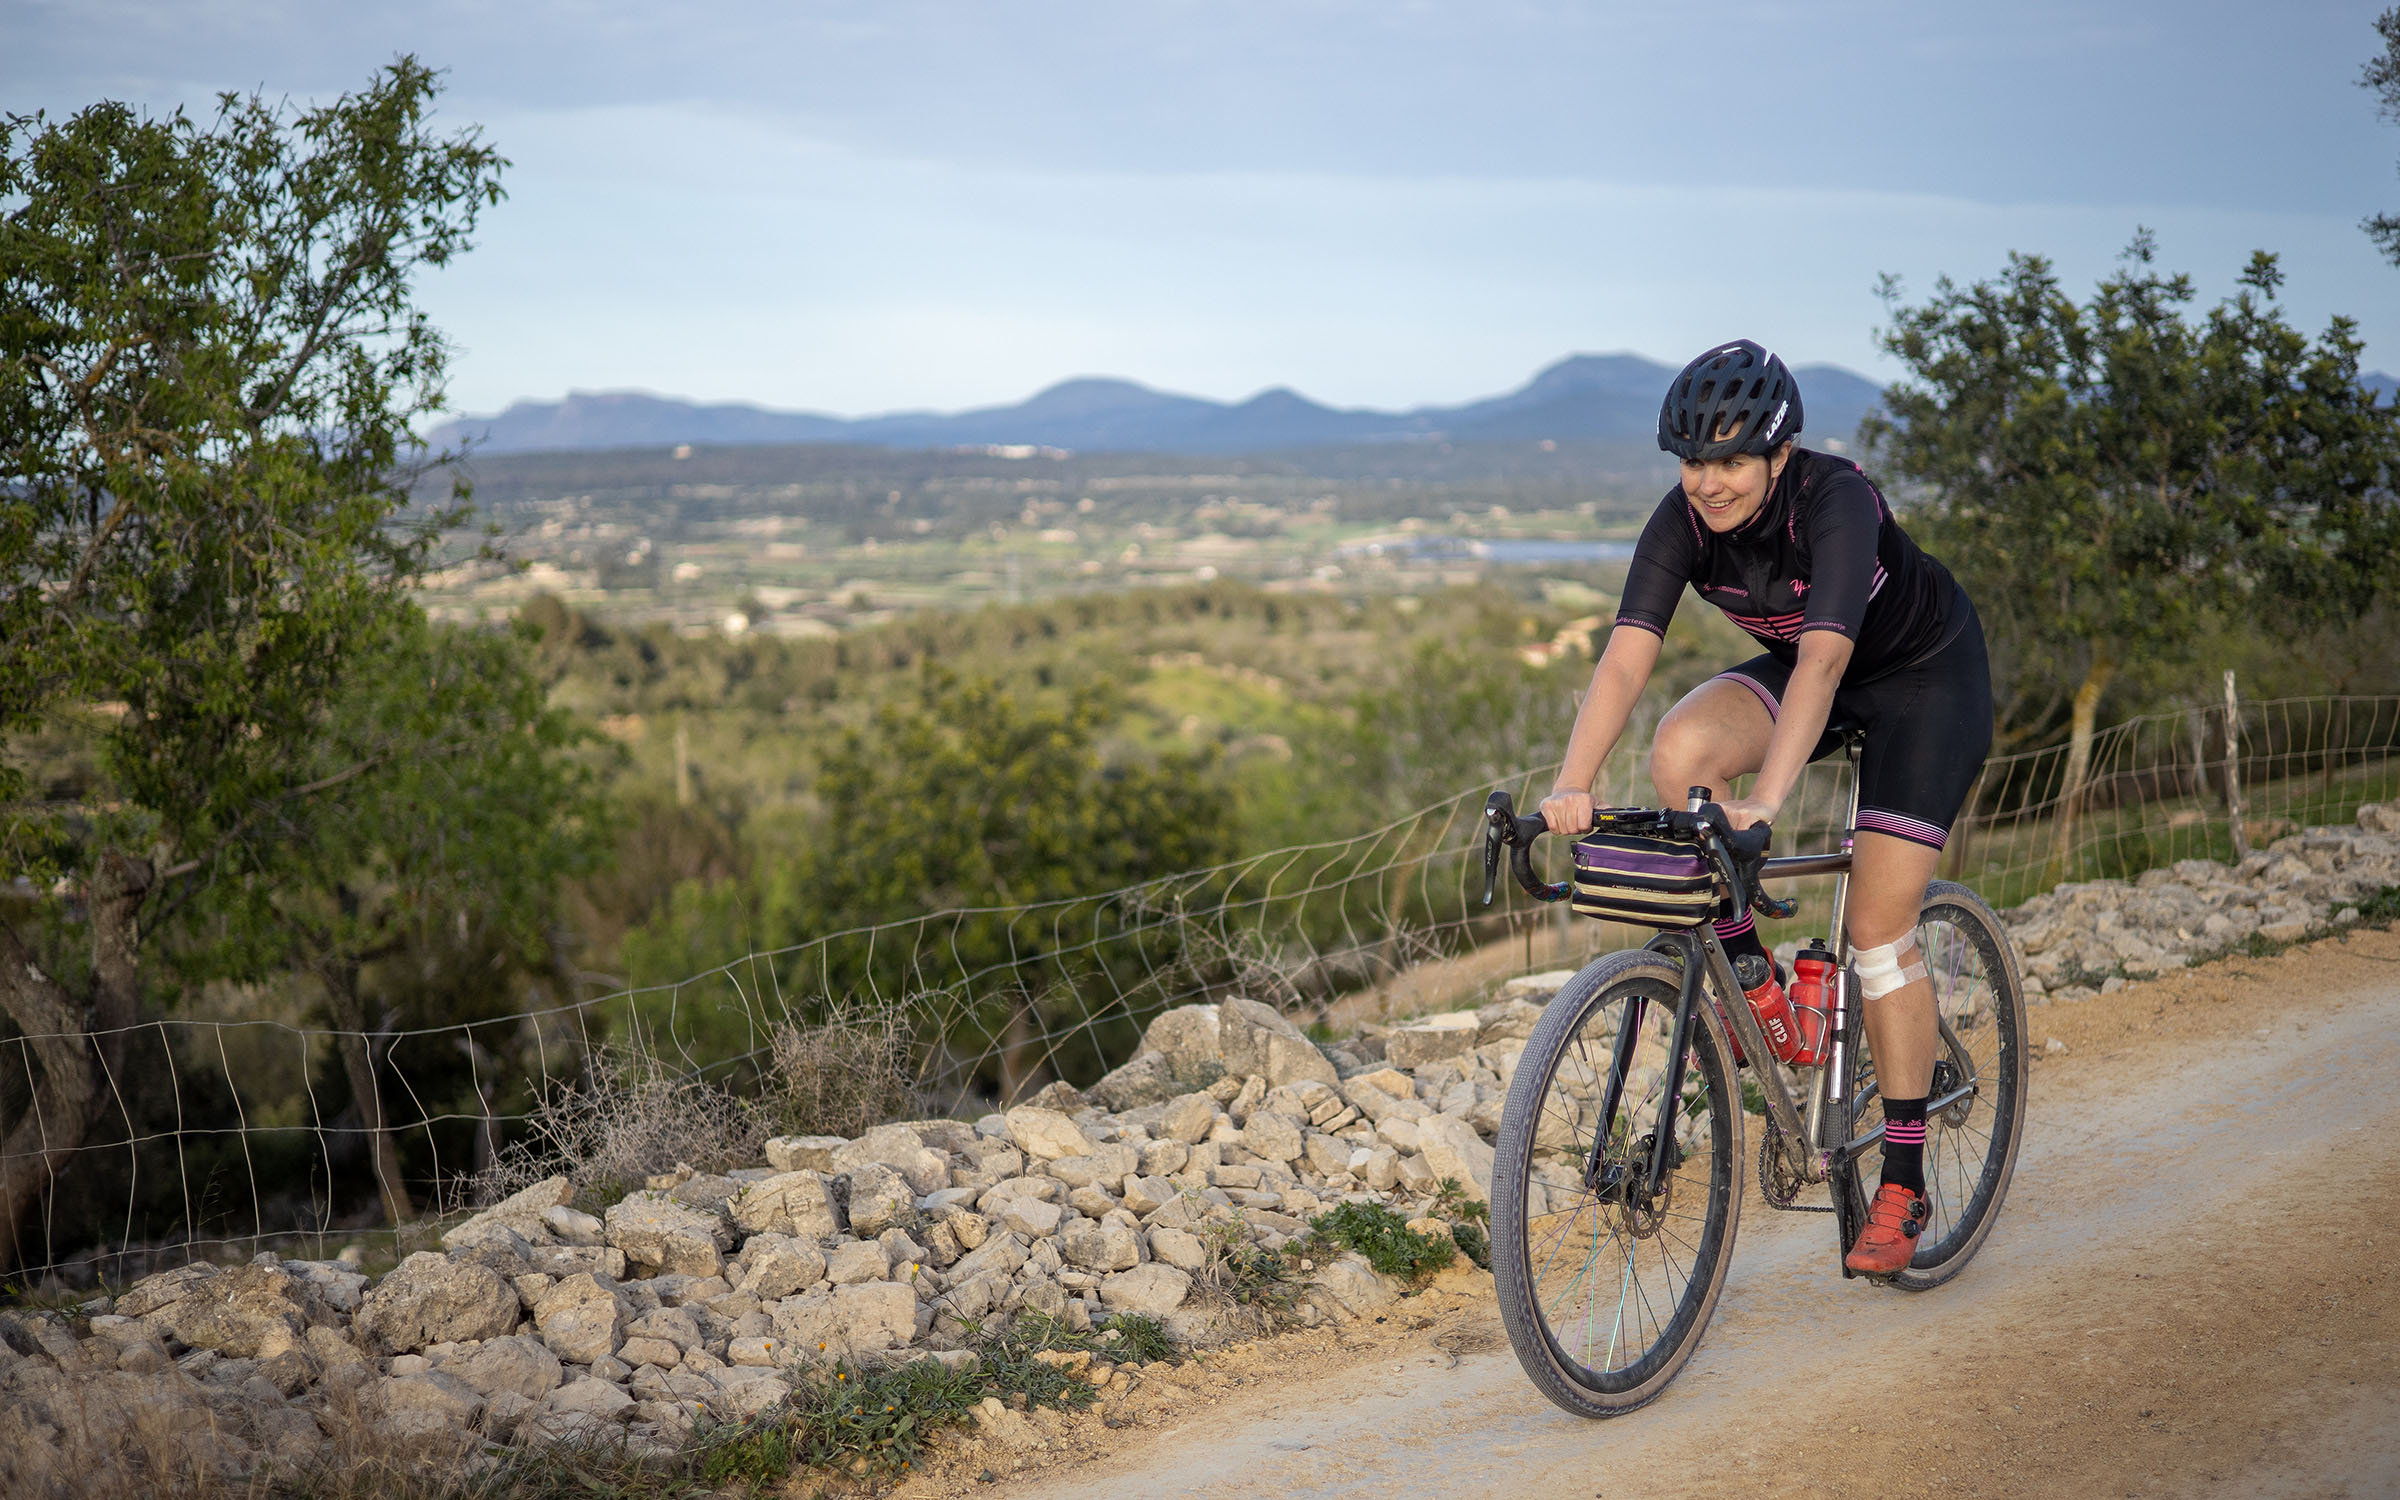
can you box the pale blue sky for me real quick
[8,0,2398,417]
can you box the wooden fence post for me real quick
[2224,670,2251,860]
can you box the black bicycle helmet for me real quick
[1657,340,1803,460]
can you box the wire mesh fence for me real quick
[4,691,2397,1289]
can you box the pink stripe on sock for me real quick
[1714,912,1755,938]
[1883,1122,1927,1145]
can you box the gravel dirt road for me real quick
[933,925,2400,1500]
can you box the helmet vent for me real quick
[1657,339,1803,461]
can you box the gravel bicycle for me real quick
[1478,758,2028,1418]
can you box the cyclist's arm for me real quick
[1541,624,1663,833]
[1728,630,1852,828]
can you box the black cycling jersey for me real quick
[1614,448,1962,683]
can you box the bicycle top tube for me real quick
[1759,848,1853,881]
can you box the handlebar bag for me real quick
[1571,832,1716,928]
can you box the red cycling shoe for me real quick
[1844,1182,1928,1275]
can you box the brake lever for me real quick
[1483,791,1572,905]
[1482,793,1509,906]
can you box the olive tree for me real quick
[0,61,507,1265]
[1867,236,2400,865]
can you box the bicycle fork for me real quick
[1592,927,1826,1200]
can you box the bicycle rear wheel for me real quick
[1491,949,1742,1417]
[1833,879,2029,1288]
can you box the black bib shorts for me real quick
[1713,591,1994,851]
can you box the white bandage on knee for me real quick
[1853,936,1928,1000]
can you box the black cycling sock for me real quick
[1713,902,1770,973]
[1879,1096,1928,1195]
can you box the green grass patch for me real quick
[1430,1178,1489,1226]
[1198,1213,1301,1314]
[1448,1218,1492,1270]
[2357,884,2400,924]
[681,1309,1184,1493]
[1305,1200,1457,1282]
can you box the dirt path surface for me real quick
[907,926,2400,1500]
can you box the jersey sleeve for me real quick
[1614,492,1700,638]
[1797,466,1885,642]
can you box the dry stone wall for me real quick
[4,800,2394,1482]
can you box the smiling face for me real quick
[1679,443,1794,532]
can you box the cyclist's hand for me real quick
[1540,787,1595,836]
[1720,797,1778,832]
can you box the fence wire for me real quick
[4,692,2396,1289]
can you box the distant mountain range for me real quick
[429,354,1892,458]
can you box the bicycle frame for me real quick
[1490,742,1988,1202]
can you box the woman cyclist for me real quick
[1538,340,1993,1275]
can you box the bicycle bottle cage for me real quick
[1571,811,1718,929]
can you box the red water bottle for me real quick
[1785,940,1836,1068]
[1737,952,1802,1063]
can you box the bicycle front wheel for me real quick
[1490,949,1742,1417]
[1834,879,2029,1289]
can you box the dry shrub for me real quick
[762,1001,919,1139]
[476,1045,771,1205]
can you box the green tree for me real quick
[1867,236,2400,865]
[2364,7,2400,265]
[0,61,505,1265]
[182,616,607,1223]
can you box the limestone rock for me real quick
[729,1171,840,1241]
[624,1306,702,1354]
[440,1177,573,1252]
[1141,1004,1225,1077]
[1238,1110,1305,1164]
[1475,996,1547,1043]
[1148,1226,1207,1271]
[604,1192,729,1278]
[1004,1106,1094,1161]
[831,1124,951,1197]
[769,1281,916,1358]
[1087,1051,1182,1112]
[1122,1175,1178,1216]
[114,1263,220,1320]
[541,1205,606,1247]
[545,1375,634,1422]
[825,1239,891,1286]
[530,1273,624,1365]
[378,1369,486,1428]
[355,1253,520,1355]
[1219,996,1337,1087]
[446,1335,562,1402]
[1158,1092,1221,1145]
[707,1364,790,1418]
[1059,1220,1141,1273]
[765,1135,847,1173]
[840,1162,916,1237]
[1098,1262,1191,1316]
[619,1336,683,1369]
[999,1195,1064,1237]
[1385,1011,1480,1070]
[1416,1113,1496,1203]
[143,1263,316,1360]
[733,1233,827,1300]
[971,1393,1040,1449]
[1047,1144,1140,1189]
[1312,1254,1400,1320]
